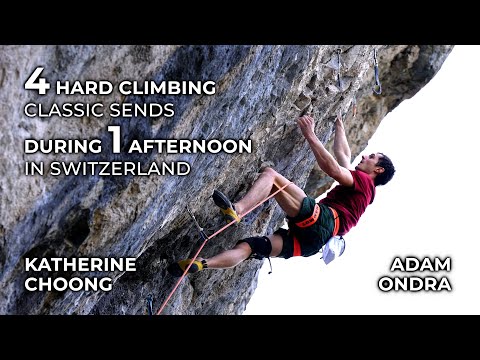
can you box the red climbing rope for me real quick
[156,181,293,315]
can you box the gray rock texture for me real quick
[0,45,453,314]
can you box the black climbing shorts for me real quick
[275,197,335,259]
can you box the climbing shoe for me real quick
[167,259,207,277]
[212,190,240,223]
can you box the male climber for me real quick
[167,114,395,276]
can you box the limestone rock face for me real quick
[0,45,452,314]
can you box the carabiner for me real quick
[146,294,154,315]
[336,48,342,90]
[372,48,382,95]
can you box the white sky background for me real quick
[244,45,480,315]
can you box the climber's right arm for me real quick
[297,115,354,187]
[333,113,352,169]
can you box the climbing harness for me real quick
[156,181,294,315]
[291,205,340,257]
[372,48,382,95]
[146,294,153,315]
[336,49,343,91]
[329,207,340,236]
[295,203,320,228]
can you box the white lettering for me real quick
[419,258,434,272]
[435,257,451,271]
[37,258,51,271]
[56,80,113,95]
[25,278,37,291]
[379,276,452,292]
[25,258,38,271]
[425,277,437,290]
[409,277,423,291]
[50,162,61,176]
[126,258,136,271]
[128,140,143,153]
[91,258,102,272]
[24,103,37,117]
[378,277,393,291]
[23,139,102,154]
[390,256,452,272]
[390,257,404,272]
[438,277,452,291]
[99,278,113,291]
[78,258,89,271]
[405,257,419,271]
[69,278,84,291]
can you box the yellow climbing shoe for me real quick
[212,190,240,223]
[167,259,207,277]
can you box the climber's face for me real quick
[355,153,384,175]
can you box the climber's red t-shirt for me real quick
[319,170,375,235]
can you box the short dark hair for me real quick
[375,153,395,186]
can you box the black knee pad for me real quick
[237,236,272,259]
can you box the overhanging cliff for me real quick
[0,45,453,314]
